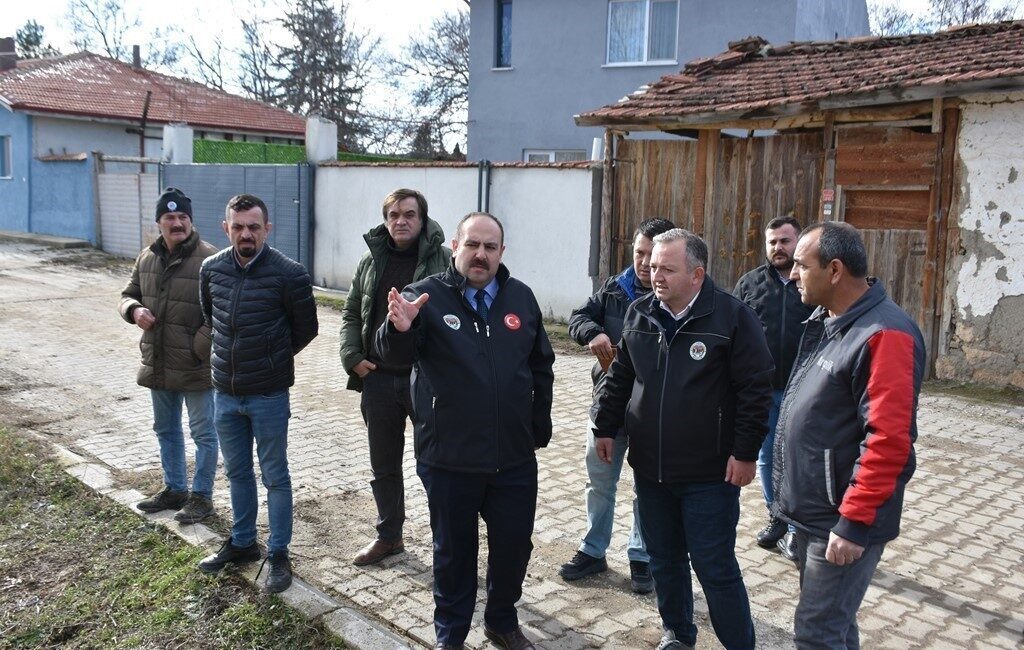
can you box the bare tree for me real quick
[184,34,227,90]
[66,0,180,70]
[928,0,1020,26]
[868,2,926,35]
[15,20,61,59]
[238,18,280,104]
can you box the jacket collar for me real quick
[151,229,200,260]
[364,217,446,260]
[635,275,717,325]
[811,278,887,338]
[615,265,642,301]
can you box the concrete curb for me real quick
[47,437,420,650]
[0,230,92,248]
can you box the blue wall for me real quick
[30,155,95,243]
[0,110,31,232]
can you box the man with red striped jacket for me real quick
[775,221,924,650]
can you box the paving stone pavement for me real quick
[0,242,1022,649]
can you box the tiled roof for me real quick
[0,52,306,136]
[576,20,1024,129]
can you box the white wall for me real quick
[313,164,597,319]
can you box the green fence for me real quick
[192,139,428,165]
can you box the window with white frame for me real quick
[524,149,587,163]
[607,0,678,64]
[496,0,513,67]
[0,135,11,178]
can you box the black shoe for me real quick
[483,625,535,649]
[262,551,293,593]
[777,531,798,562]
[198,538,262,574]
[173,493,214,524]
[559,551,608,581]
[137,486,189,513]
[630,560,654,594]
[756,517,787,548]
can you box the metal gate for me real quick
[95,155,161,257]
[160,163,312,268]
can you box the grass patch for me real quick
[0,428,345,649]
[544,320,585,356]
[923,380,1024,407]
[314,293,347,313]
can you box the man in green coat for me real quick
[119,187,220,524]
[341,188,451,566]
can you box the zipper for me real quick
[716,408,723,454]
[779,285,787,380]
[656,327,673,483]
[824,449,836,506]
[229,270,247,395]
[464,286,501,471]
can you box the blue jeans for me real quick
[794,531,885,650]
[580,424,648,562]
[759,390,795,532]
[635,477,755,650]
[150,389,217,498]
[214,389,292,553]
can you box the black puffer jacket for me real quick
[200,246,318,395]
[376,263,555,473]
[733,264,814,389]
[593,277,774,483]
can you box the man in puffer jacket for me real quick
[196,194,318,595]
[776,222,924,649]
[119,187,219,524]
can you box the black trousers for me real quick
[359,371,413,542]
[417,459,538,646]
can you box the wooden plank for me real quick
[599,129,614,280]
[819,113,836,220]
[932,107,961,373]
[931,97,944,133]
[844,189,931,230]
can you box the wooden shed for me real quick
[575,21,1024,380]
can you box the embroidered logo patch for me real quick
[167,200,177,210]
[504,313,521,331]
[443,314,461,330]
[689,341,707,360]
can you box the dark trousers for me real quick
[794,530,885,650]
[417,459,538,647]
[360,371,413,542]
[635,477,755,650]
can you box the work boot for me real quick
[198,538,261,574]
[756,517,787,549]
[263,550,293,593]
[353,538,405,566]
[630,560,654,594]
[173,493,214,524]
[137,486,188,513]
[483,625,535,649]
[558,551,607,581]
[777,531,798,562]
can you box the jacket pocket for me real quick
[266,335,275,370]
[824,448,837,507]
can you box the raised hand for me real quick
[387,287,430,332]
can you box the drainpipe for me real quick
[483,160,492,213]
[477,160,485,211]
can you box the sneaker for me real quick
[173,493,214,524]
[137,486,188,513]
[198,538,262,574]
[630,560,654,594]
[655,630,694,650]
[756,517,787,548]
[262,551,293,593]
[559,551,608,581]
[777,531,798,562]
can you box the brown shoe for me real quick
[484,625,535,650]
[353,538,404,566]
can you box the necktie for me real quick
[475,289,489,322]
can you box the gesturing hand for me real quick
[387,287,430,332]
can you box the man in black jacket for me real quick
[594,229,773,650]
[378,212,554,650]
[196,194,319,594]
[733,215,814,560]
[560,217,673,592]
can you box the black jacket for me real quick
[569,265,648,386]
[593,277,774,483]
[200,246,319,395]
[376,263,555,473]
[733,264,813,389]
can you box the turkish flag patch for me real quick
[504,313,521,331]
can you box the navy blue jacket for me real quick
[200,246,318,395]
[376,263,555,473]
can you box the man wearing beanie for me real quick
[119,187,220,524]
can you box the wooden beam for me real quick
[599,129,615,281]
[930,107,961,372]
[818,112,837,221]
[931,97,944,133]
[693,130,719,236]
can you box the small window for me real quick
[496,0,513,68]
[0,135,11,178]
[607,0,678,64]
[523,149,587,163]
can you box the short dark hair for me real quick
[803,222,868,278]
[382,188,428,221]
[652,228,708,271]
[766,215,801,233]
[635,218,675,241]
[225,194,269,223]
[456,212,504,244]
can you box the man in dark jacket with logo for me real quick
[196,194,318,594]
[594,229,773,650]
[119,187,219,524]
[776,222,924,649]
[733,215,814,559]
[559,217,673,592]
[341,188,450,566]
[378,212,554,650]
